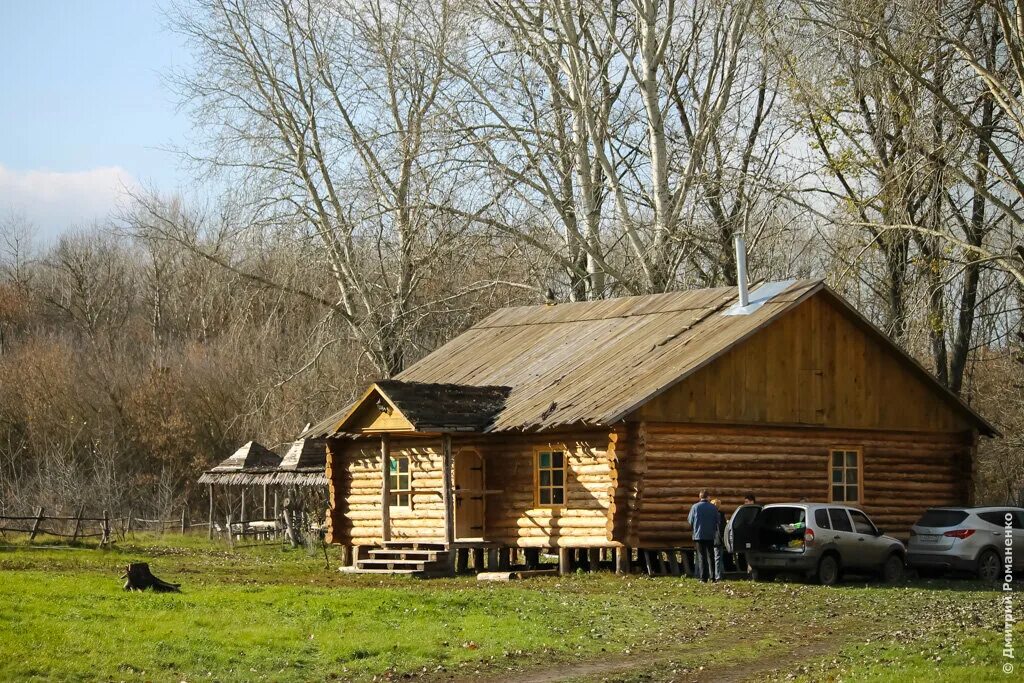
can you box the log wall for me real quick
[326,430,619,548]
[326,437,446,545]
[454,430,617,548]
[624,422,973,546]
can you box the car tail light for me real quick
[804,528,815,545]
[943,529,975,539]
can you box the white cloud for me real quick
[0,164,137,241]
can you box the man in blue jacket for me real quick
[687,489,719,582]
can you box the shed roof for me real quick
[303,279,995,437]
[207,441,281,472]
[279,438,328,471]
[198,441,283,485]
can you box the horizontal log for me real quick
[640,422,969,444]
[487,517,611,530]
[484,535,617,548]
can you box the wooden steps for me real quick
[348,540,454,577]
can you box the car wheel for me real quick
[817,555,840,586]
[881,554,904,584]
[751,567,775,582]
[977,549,1001,583]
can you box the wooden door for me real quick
[454,450,485,539]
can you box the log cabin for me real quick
[301,278,996,575]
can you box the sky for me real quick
[0,1,194,242]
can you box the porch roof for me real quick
[307,381,511,436]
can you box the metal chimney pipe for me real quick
[734,234,749,307]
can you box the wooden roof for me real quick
[198,441,284,485]
[303,278,994,437]
[279,438,328,470]
[206,441,281,472]
[198,440,328,486]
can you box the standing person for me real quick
[687,489,719,583]
[711,499,727,581]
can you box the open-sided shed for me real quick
[306,279,995,575]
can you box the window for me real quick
[536,449,566,507]
[828,508,853,532]
[978,510,1024,529]
[917,509,969,527]
[849,509,877,535]
[830,448,861,503]
[814,509,831,529]
[389,456,410,508]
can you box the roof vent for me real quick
[734,233,749,308]
[724,279,798,316]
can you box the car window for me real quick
[731,504,761,526]
[978,511,1007,526]
[917,509,969,527]
[814,509,831,529]
[978,510,1024,529]
[828,508,853,532]
[849,510,876,535]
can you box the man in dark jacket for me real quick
[687,489,719,582]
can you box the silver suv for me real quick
[742,503,906,585]
[908,506,1024,581]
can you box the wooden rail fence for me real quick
[0,507,207,545]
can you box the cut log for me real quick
[121,563,180,592]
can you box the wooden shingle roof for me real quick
[198,441,282,485]
[304,278,995,437]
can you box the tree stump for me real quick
[121,563,180,592]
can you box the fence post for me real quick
[125,509,133,536]
[208,484,214,540]
[70,505,84,543]
[181,508,186,534]
[101,510,110,546]
[29,506,45,541]
[226,513,234,549]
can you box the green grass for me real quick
[0,535,1014,681]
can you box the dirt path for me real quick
[452,616,869,683]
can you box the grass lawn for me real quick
[0,534,1017,682]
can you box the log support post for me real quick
[558,547,573,575]
[441,434,454,547]
[588,548,601,572]
[497,546,511,571]
[486,548,499,569]
[340,545,353,567]
[681,550,695,577]
[668,550,681,576]
[455,547,470,573]
[525,548,540,570]
[615,547,631,575]
[472,547,485,571]
[380,434,391,543]
[207,484,214,539]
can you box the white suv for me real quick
[907,506,1024,581]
